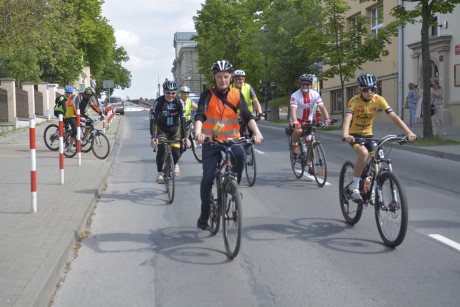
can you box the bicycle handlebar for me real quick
[344,134,408,146]
[203,136,249,147]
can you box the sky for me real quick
[101,0,204,100]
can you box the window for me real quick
[431,16,438,37]
[371,5,383,37]
[346,86,358,102]
[330,89,343,114]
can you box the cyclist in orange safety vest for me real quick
[194,60,264,230]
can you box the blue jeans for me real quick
[409,103,417,126]
[199,143,245,215]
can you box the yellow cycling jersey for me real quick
[346,94,392,136]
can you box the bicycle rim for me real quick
[375,172,408,247]
[164,154,175,204]
[312,143,327,187]
[209,186,220,235]
[222,179,242,258]
[289,139,304,179]
[190,136,203,163]
[245,144,256,187]
[91,132,110,159]
[43,124,60,151]
[81,135,93,153]
[339,161,363,225]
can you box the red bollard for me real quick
[58,114,65,184]
[76,109,81,166]
[29,118,37,213]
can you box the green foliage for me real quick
[0,0,130,93]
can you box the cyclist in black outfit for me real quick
[150,80,187,183]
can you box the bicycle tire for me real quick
[91,132,110,159]
[81,135,93,153]
[190,135,203,163]
[43,124,60,151]
[289,137,304,179]
[209,176,221,235]
[164,153,175,204]
[222,179,242,258]
[339,161,363,225]
[311,142,327,187]
[375,171,408,247]
[245,144,257,187]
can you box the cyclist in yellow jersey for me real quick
[179,86,198,121]
[342,73,416,203]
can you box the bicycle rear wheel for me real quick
[375,171,408,247]
[222,179,242,259]
[311,142,327,187]
[43,124,60,151]
[289,137,304,179]
[190,135,203,163]
[245,144,257,187]
[91,132,110,159]
[163,153,175,204]
[339,161,363,225]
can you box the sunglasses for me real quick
[300,82,311,86]
[361,87,377,93]
[165,91,177,95]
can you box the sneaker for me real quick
[156,173,164,184]
[66,145,76,153]
[197,213,209,230]
[351,189,363,204]
[292,144,299,154]
[175,164,180,177]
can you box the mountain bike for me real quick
[206,136,248,259]
[339,134,409,247]
[286,117,337,187]
[242,110,271,187]
[154,137,182,204]
[186,119,202,163]
[64,118,110,159]
[43,122,71,151]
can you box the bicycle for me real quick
[242,110,271,187]
[339,134,409,247]
[186,119,202,163]
[286,117,337,187]
[43,122,71,151]
[64,118,110,160]
[154,137,182,204]
[206,136,248,259]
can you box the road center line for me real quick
[429,234,460,251]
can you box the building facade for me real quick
[171,32,204,94]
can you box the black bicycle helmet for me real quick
[357,73,377,87]
[299,73,315,83]
[163,80,177,91]
[211,60,233,75]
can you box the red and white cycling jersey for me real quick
[289,89,323,122]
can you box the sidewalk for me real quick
[0,115,123,307]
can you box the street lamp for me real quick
[262,26,270,112]
[189,64,193,91]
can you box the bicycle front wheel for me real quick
[163,153,175,204]
[190,135,203,163]
[245,144,257,187]
[339,161,363,225]
[222,179,242,259]
[43,124,60,151]
[375,171,408,247]
[311,143,327,187]
[289,137,304,179]
[91,132,110,159]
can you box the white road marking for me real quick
[429,234,460,251]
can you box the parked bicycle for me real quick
[286,117,337,187]
[242,109,271,187]
[154,137,182,204]
[64,117,110,160]
[339,134,409,247]
[206,136,249,259]
[186,119,202,163]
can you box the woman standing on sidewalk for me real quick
[407,83,417,127]
[431,79,446,136]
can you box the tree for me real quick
[298,0,398,118]
[391,0,460,138]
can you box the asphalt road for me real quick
[52,110,460,306]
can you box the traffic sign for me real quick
[103,80,114,89]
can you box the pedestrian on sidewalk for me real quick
[431,79,446,136]
[407,83,417,127]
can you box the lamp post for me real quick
[189,64,193,91]
[262,26,270,112]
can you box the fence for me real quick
[0,87,7,122]
[16,88,29,119]
[34,90,43,116]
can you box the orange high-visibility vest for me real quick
[202,88,240,140]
